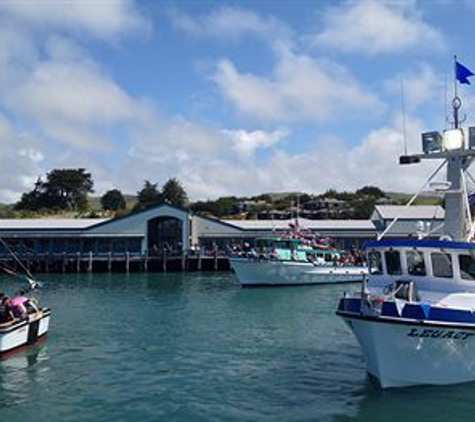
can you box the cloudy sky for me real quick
[0,0,473,203]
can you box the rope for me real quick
[377,159,447,240]
[0,237,39,289]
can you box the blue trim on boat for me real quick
[336,309,475,331]
[337,297,475,325]
[366,238,475,251]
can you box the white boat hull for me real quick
[341,314,475,388]
[230,258,366,286]
[0,309,51,355]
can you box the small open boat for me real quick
[0,242,51,356]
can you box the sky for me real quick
[0,0,474,203]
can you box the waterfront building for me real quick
[0,204,445,257]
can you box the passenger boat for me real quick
[0,253,51,356]
[337,63,475,388]
[230,235,367,286]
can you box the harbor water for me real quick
[0,272,473,421]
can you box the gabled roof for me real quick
[373,205,444,220]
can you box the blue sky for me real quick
[0,0,474,203]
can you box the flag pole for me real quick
[454,54,458,101]
[454,54,460,129]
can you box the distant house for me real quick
[302,197,350,218]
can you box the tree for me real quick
[134,180,163,211]
[15,169,94,212]
[322,189,338,198]
[162,178,188,207]
[356,186,385,198]
[101,189,126,212]
[44,168,94,210]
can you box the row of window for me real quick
[369,249,475,280]
[0,238,143,255]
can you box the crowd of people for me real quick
[339,249,367,266]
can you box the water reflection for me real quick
[0,342,49,407]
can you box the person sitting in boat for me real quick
[0,295,14,323]
[10,291,29,319]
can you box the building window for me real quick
[385,250,402,275]
[431,252,453,278]
[406,250,426,276]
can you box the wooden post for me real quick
[108,251,112,272]
[46,253,49,273]
[144,251,148,272]
[126,252,130,273]
[76,252,81,273]
[214,250,218,271]
[88,251,93,273]
[62,252,66,273]
[162,249,167,272]
[198,250,202,271]
[181,250,186,271]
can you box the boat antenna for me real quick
[452,55,467,129]
[445,67,449,129]
[401,78,408,155]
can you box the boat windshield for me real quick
[459,254,475,280]
[368,251,383,275]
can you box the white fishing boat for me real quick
[230,235,367,286]
[0,246,51,357]
[337,58,475,388]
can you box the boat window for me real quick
[385,251,402,275]
[431,252,453,278]
[459,255,475,280]
[368,251,383,275]
[406,250,426,276]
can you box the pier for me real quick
[0,251,231,274]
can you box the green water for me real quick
[0,272,472,421]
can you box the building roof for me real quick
[0,218,109,230]
[222,218,375,231]
[373,205,444,220]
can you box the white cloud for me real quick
[169,6,291,46]
[0,0,150,40]
[383,62,444,109]
[0,1,446,205]
[214,51,383,122]
[0,114,45,203]
[310,0,445,54]
[223,128,289,156]
[118,110,433,201]
[3,57,144,151]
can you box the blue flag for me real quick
[456,60,474,85]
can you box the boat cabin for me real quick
[365,239,475,303]
[253,236,341,263]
